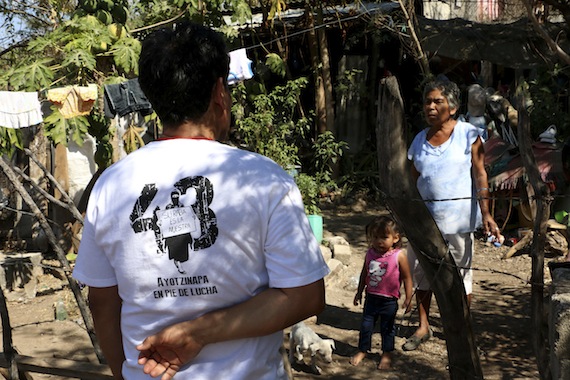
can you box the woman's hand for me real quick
[482,213,502,239]
[402,297,412,314]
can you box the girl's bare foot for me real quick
[350,351,366,366]
[378,352,392,370]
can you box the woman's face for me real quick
[424,89,456,126]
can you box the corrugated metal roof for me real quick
[223,1,400,30]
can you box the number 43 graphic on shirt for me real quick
[128,176,218,251]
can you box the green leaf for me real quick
[112,37,141,74]
[230,1,252,23]
[27,35,59,55]
[265,53,286,77]
[10,59,54,91]
[217,24,239,40]
[43,108,69,146]
[65,32,112,55]
[0,127,22,156]
[69,116,91,147]
[62,49,97,71]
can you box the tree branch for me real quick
[10,165,78,220]
[521,0,570,66]
[130,6,189,34]
[395,0,430,76]
[0,39,29,59]
[0,156,103,363]
[23,148,83,223]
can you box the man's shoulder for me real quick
[224,145,289,173]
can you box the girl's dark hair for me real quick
[365,215,402,248]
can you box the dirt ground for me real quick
[0,202,561,379]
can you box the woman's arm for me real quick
[411,162,420,182]
[398,250,413,313]
[471,137,500,237]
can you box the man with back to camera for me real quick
[72,22,329,380]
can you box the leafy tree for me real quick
[0,0,256,165]
[0,0,346,202]
[231,77,312,170]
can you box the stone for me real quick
[333,244,352,265]
[319,245,332,262]
[323,236,349,246]
[0,252,43,298]
[326,259,344,281]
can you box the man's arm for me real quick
[137,279,325,380]
[89,286,125,379]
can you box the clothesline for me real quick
[0,1,385,130]
[0,45,258,130]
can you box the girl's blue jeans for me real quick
[358,293,398,353]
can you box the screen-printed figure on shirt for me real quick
[129,175,219,273]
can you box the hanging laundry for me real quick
[0,91,43,129]
[228,48,254,85]
[47,84,98,119]
[104,78,153,118]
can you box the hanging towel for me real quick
[47,84,98,119]
[104,78,153,118]
[228,48,254,85]
[0,91,43,129]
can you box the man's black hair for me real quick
[138,22,230,127]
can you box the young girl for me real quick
[350,215,413,370]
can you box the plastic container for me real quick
[307,214,323,244]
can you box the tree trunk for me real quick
[515,78,551,379]
[376,76,483,379]
[368,34,380,139]
[305,2,327,136]
[315,4,335,135]
[0,158,105,364]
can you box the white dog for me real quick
[289,321,335,374]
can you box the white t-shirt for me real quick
[73,139,329,380]
[407,121,482,234]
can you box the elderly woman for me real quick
[403,78,501,351]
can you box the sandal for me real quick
[402,329,432,351]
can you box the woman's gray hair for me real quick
[423,77,461,111]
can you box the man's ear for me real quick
[212,78,228,109]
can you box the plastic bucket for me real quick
[307,214,323,244]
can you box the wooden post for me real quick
[315,3,335,135]
[515,79,551,379]
[0,286,19,380]
[305,1,327,135]
[0,157,105,364]
[376,76,483,379]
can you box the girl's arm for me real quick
[398,249,413,313]
[353,261,367,306]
